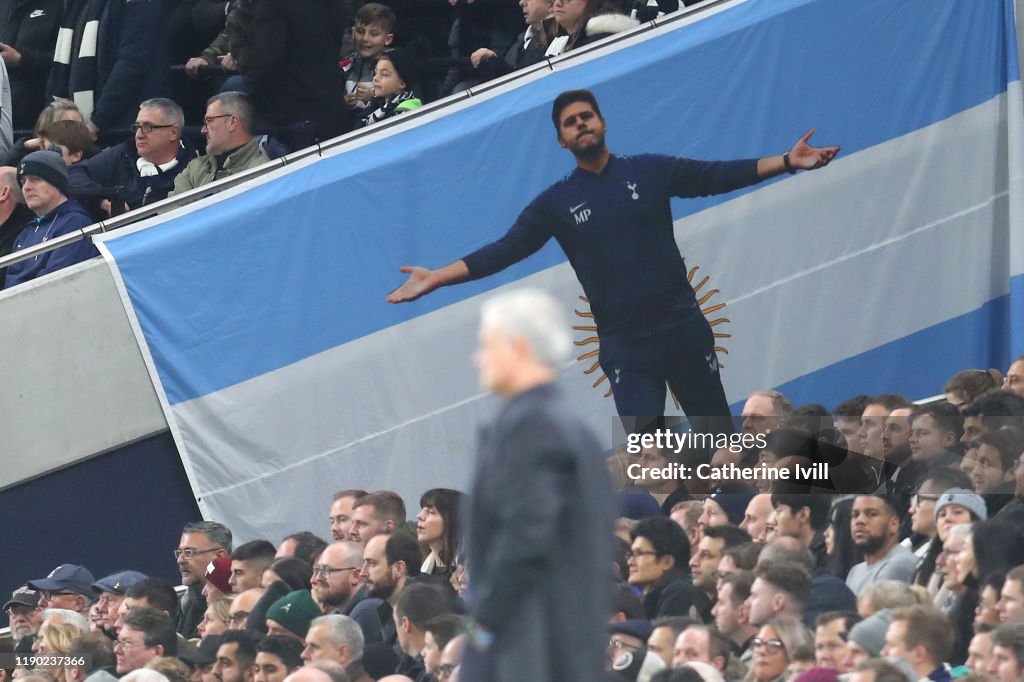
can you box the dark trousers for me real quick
[599,316,733,436]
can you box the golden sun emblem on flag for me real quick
[573,266,731,407]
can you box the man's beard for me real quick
[367,581,395,600]
[854,533,886,556]
[885,444,911,465]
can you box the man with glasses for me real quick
[69,98,196,215]
[228,588,265,630]
[4,585,42,645]
[176,520,233,638]
[312,541,382,646]
[115,605,177,674]
[27,563,96,617]
[171,91,271,197]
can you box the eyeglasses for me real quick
[552,0,577,5]
[228,611,251,625]
[40,591,78,600]
[912,494,940,506]
[131,122,176,134]
[114,639,148,650]
[751,638,785,652]
[5,606,39,616]
[202,114,233,126]
[626,550,659,560]
[608,638,641,651]
[174,547,220,559]
[311,566,360,577]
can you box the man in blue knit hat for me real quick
[4,149,95,288]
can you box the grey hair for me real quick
[749,390,793,417]
[0,166,23,203]
[480,288,572,369]
[140,98,185,129]
[43,608,91,631]
[310,614,364,661]
[207,91,255,134]
[182,521,233,552]
[763,617,813,657]
[859,580,922,613]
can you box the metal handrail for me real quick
[0,0,732,273]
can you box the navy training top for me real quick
[462,154,760,336]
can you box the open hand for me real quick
[386,266,435,303]
[788,129,840,170]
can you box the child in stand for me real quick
[360,47,423,127]
[340,4,397,114]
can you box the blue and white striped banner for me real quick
[97,0,1024,541]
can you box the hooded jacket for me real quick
[3,199,96,289]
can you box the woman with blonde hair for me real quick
[744,618,813,682]
[196,595,233,638]
[33,620,84,682]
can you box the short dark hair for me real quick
[267,557,314,592]
[121,606,178,656]
[703,524,752,549]
[232,539,277,563]
[961,389,1024,427]
[125,578,179,620]
[183,521,233,553]
[974,428,1024,473]
[865,394,912,412]
[424,614,465,651]
[256,635,304,671]
[650,616,698,640]
[918,467,972,494]
[281,531,328,565]
[719,571,754,605]
[354,491,407,526]
[631,517,690,569]
[393,583,449,629]
[833,395,870,418]
[723,542,762,571]
[354,3,395,32]
[770,494,832,532]
[992,623,1024,666]
[612,582,644,620]
[219,629,263,671]
[69,633,115,673]
[814,609,860,631]
[384,530,422,577]
[910,400,964,441]
[755,564,811,610]
[650,669,704,682]
[551,89,603,130]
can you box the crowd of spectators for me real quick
[0,0,711,290]
[7,359,1024,682]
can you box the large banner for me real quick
[98,0,1024,540]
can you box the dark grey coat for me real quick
[461,382,614,682]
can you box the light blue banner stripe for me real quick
[106,0,1018,405]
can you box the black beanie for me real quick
[18,150,70,197]
[382,45,423,88]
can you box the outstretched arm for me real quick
[386,260,470,303]
[757,129,840,179]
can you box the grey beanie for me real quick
[847,608,893,656]
[18,150,69,197]
[933,488,987,522]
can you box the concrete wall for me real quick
[0,258,168,488]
